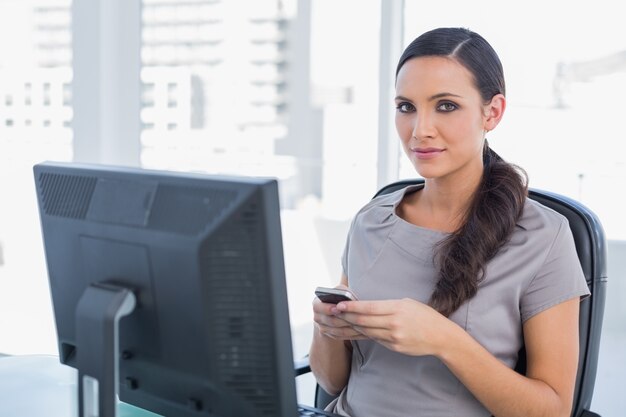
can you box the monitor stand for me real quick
[75,282,136,417]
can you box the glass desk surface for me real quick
[0,354,161,417]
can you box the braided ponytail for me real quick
[430,142,527,316]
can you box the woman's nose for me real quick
[411,111,436,140]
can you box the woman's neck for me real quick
[410,170,482,232]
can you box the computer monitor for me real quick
[34,161,298,417]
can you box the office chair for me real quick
[295,179,608,417]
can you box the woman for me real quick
[309,27,590,417]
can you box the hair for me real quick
[396,27,528,317]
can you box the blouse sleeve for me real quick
[520,217,591,323]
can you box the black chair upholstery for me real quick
[296,179,607,417]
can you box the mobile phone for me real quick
[315,286,358,304]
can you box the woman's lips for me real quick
[412,147,445,160]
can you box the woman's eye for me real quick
[396,102,415,113]
[437,102,457,112]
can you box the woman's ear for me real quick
[484,94,506,132]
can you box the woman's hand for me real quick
[333,298,454,356]
[313,296,369,341]
[309,278,355,395]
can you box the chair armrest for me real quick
[579,410,601,417]
[294,356,311,376]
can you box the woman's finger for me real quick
[314,310,354,326]
[318,323,369,340]
[335,299,397,315]
[336,312,392,329]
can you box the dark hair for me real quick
[397,28,528,317]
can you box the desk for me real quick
[0,355,161,417]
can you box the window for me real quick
[0,0,72,354]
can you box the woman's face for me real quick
[395,56,503,182]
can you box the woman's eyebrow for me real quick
[429,92,463,101]
[394,92,463,102]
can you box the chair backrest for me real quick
[315,179,607,417]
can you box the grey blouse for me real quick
[328,185,590,417]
